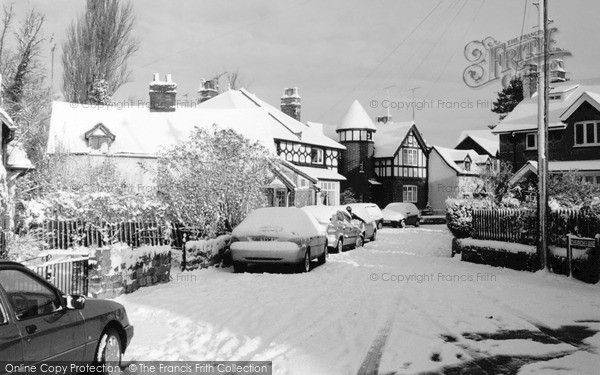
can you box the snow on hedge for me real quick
[185,235,231,258]
[457,238,537,254]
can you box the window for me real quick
[596,176,600,184]
[464,159,471,172]
[574,122,600,146]
[340,132,346,142]
[402,149,418,166]
[403,185,418,203]
[311,148,324,164]
[366,131,372,140]
[298,177,308,187]
[526,133,537,150]
[318,181,339,206]
[275,189,287,207]
[0,269,62,320]
[0,302,6,325]
[585,176,593,183]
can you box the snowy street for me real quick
[117,225,600,375]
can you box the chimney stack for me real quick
[149,73,177,112]
[281,87,301,121]
[522,63,538,99]
[197,79,219,103]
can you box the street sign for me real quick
[566,234,599,277]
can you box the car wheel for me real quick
[414,220,420,227]
[377,221,383,230]
[356,236,364,248]
[233,262,247,273]
[95,328,122,371]
[392,221,398,228]
[400,220,406,228]
[318,246,327,265]
[299,249,311,273]
[336,238,344,253]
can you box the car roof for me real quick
[0,261,25,268]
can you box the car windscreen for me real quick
[301,206,335,224]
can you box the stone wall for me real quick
[88,247,171,299]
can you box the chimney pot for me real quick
[153,73,159,82]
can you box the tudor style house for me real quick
[47,75,346,208]
[333,100,429,209]
[493,79,600,184]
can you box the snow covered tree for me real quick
[88,77,111,105]
[61,0,139,104]
[0,6,51,163]
[156,125,273,237]
[491,77,524,120]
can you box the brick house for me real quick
[333,100,429,209]
[493,79,600,183]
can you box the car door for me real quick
[0,268,86,363]
[0,291,22,364]
[339,211,357,246]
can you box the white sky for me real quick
[4,0,600,147]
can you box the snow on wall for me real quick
[185,234,231,270]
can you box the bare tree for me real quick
[61,0,140,104]
[224,69,251,91]
[0,7,51,164]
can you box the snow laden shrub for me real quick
[185,235,231,270]
[445,198,494,238]
[156,125,273,238]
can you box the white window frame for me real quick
[311,148,324,164]
[402,148,418,166]
[318,181,339,206]
[525,133,537,150]
[574,121,600,147]
[403,185,418,203]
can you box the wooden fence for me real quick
[472,209,600,246]
[27,220,171,250]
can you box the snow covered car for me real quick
[348,203,384,229]
[382,202,421,227]
[302,205,362,253]
[342,205,377,242]
[0,260,133,368]
[230,207,328,273]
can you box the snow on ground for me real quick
[115,225,600,374]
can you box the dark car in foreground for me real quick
[0,260,133,371]
[230,207,328,272]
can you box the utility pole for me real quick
[409,87,421,122]
[536,0,549,270]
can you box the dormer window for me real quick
[464,156,472,172]
[84,123,115,152]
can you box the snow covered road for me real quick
[116,225,600,374]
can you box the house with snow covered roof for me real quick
[455,129,499,158]
[47,75,346,207]
[428,146,492,214]
[332,100,429,209]
[493,78,600,184]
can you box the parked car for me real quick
[0,260,133,369]
[302,205,362,253]
[230,207,328,273]
[348,203,384,229]
[382,202,421,227]
[342,205,377,242]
